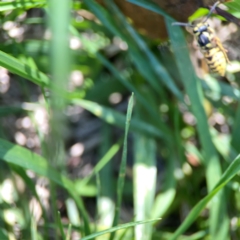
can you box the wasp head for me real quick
[193,23,209,36]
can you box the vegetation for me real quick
[0,0,240,239]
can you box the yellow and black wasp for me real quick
[172,1,230,76]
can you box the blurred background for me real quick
[0,0,240,239]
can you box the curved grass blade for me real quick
[0,50,49,87]
[81,218,160,240]
[165,17,228,239]
[170,154,240,240]
[127,0,171,19]
[71,99,165,140]
[80,139,123,186]
[109,93,133,240]
[57,211,66,239]
[0,1,46,11]
[0,138,91,235]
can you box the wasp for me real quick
[172,1,230,76]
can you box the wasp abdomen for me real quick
[204,47,227,76]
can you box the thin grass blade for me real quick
[133,132,157,240]
[0,1,46,11]
[71,98,165,139]
[57,211,66,239]
[82,218,160,240]
[109,93,134,240]
[127,0,171,18]
[0,50,49,87]
[165,17,228,239]
[170,154,240,240]
[80,139,122,187]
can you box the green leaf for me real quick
[170,154,240,240]
[165,17,228,239]
[0,50,49,87]
[71,98,166,140]
[109,93,134,240]
[82,218,161,240]
[0,0,46,11]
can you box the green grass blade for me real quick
[170,154,240,240]
[31,217,38,240]
[57,211,66,239]
[127,0,171,18]
[66,224,72,240]
[66,198,81,227]
[47,0,71,166]
[80,139,122,186]
[165,17,227,239]
[0,50,49,87]
[71,99,165,139]
[0,0,46,11]
[133,132,157,240]
[109,93,134,240]
[82,218,160,240]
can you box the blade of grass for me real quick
[66,199,81,226]
[0,1,46,11]
[66,224,72,240]
[169,154,240,240]
[47,0,72,236]
[165,17,227,240]
[47,0,71,165]
[0,50,49,87]
[79,138,122,186]
[57,212,66,239]
[109,93,134,240]
[82,218,160,240]
[31,217,38,240]
[71,98,165,140]
[133,131,157,240]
